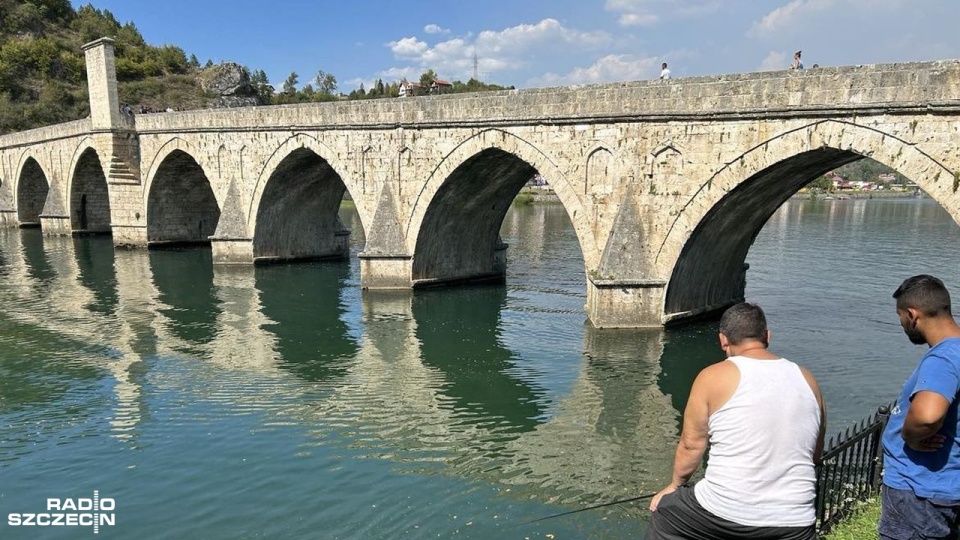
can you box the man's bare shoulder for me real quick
[795,364,824,397]
[694,360,740,413]
[697,359,739,379]
[693,360,740,391]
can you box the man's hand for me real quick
[649,484,678,512]
[906,433,946,452]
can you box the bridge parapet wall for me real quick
[0,119,92,149]
[128,60,960,136]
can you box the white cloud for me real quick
[424,24,450,34]
[379,18,611,83]
[474,18,610,51]
[618,12,659,26]
[759,50,788,71]
[604,0,731,27]
[748,0,835,37]
[388,37,429,58]
[605,0,659,27]
[376,66,420,81]
[529,54,658,86]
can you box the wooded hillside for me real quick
[0,0,211,133]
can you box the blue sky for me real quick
[70,0,960,92]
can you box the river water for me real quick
[0,197,956,538]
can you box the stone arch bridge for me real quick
[1,38,958,327]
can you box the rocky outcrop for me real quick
[198,62,262,108]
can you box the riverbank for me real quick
[793,190,923,200]
[513,186,561,205]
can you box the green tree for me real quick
[188,53,200,68]
[282,71,299,94]
[314,69,337,95]
[808,176,833,192]
[249,69,273,104]
[419,69,437,91]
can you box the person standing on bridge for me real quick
[880,275,960,540]
[646,302,826,540]
[660,62,671,80]
[791,50,804,70]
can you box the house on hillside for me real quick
[430,79,453,95]
[398,80,423,98]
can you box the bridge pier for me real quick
[586,278,667,328]
[40,215,71,236]
[111,224,147,248]
[359,254,413,289]
[210,237,255,264]
[0,209,17,228]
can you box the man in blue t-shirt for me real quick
[881,275,960,539]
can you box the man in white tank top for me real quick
[646,303,826,540]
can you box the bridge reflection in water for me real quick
[0,202,715,537]
[4,187,960,537]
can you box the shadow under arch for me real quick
[660,120,958,323]
[254,261,359,382]
[148,247,221,348]
[68,146,112,235]
[73,235,119,316]
[16,156,49,228]
[20,228,55,285]
[147,149,220,245]
[251,145,359,262]
[408,129,597,286]
[412,286,546,434]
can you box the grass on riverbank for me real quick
[822,499,880,540]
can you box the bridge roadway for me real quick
[0,37,958,327]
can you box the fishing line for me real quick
[524,492,657,524]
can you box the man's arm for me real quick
[799,366,827,462]
[649,368,712,511]
[902,390,949,445]
[670,375,710,486]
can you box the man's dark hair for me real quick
[719,302,768,346]
[893,275,952,316]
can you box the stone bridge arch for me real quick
[144,137,220,245]
[66,139,111,234]
[406,128,596,286]
[249,133,365,262]
[15,152,50,228]
[658,119,959,323]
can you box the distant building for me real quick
[398,80,423,98]
[877,172,898,183]
[430,79,453,94]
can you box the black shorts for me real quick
[644,484,817,540]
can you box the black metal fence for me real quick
[815,404,891,534]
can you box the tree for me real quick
[314,69,337,96]
[188,54,200,68]
[249,69,273,105]
[282,71,298,94]
[808,176,833,192]
[419,69,437,91]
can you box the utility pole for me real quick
[472,48,479,81]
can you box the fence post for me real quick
[868,404,891,489]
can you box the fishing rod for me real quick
[525,492,657,524]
